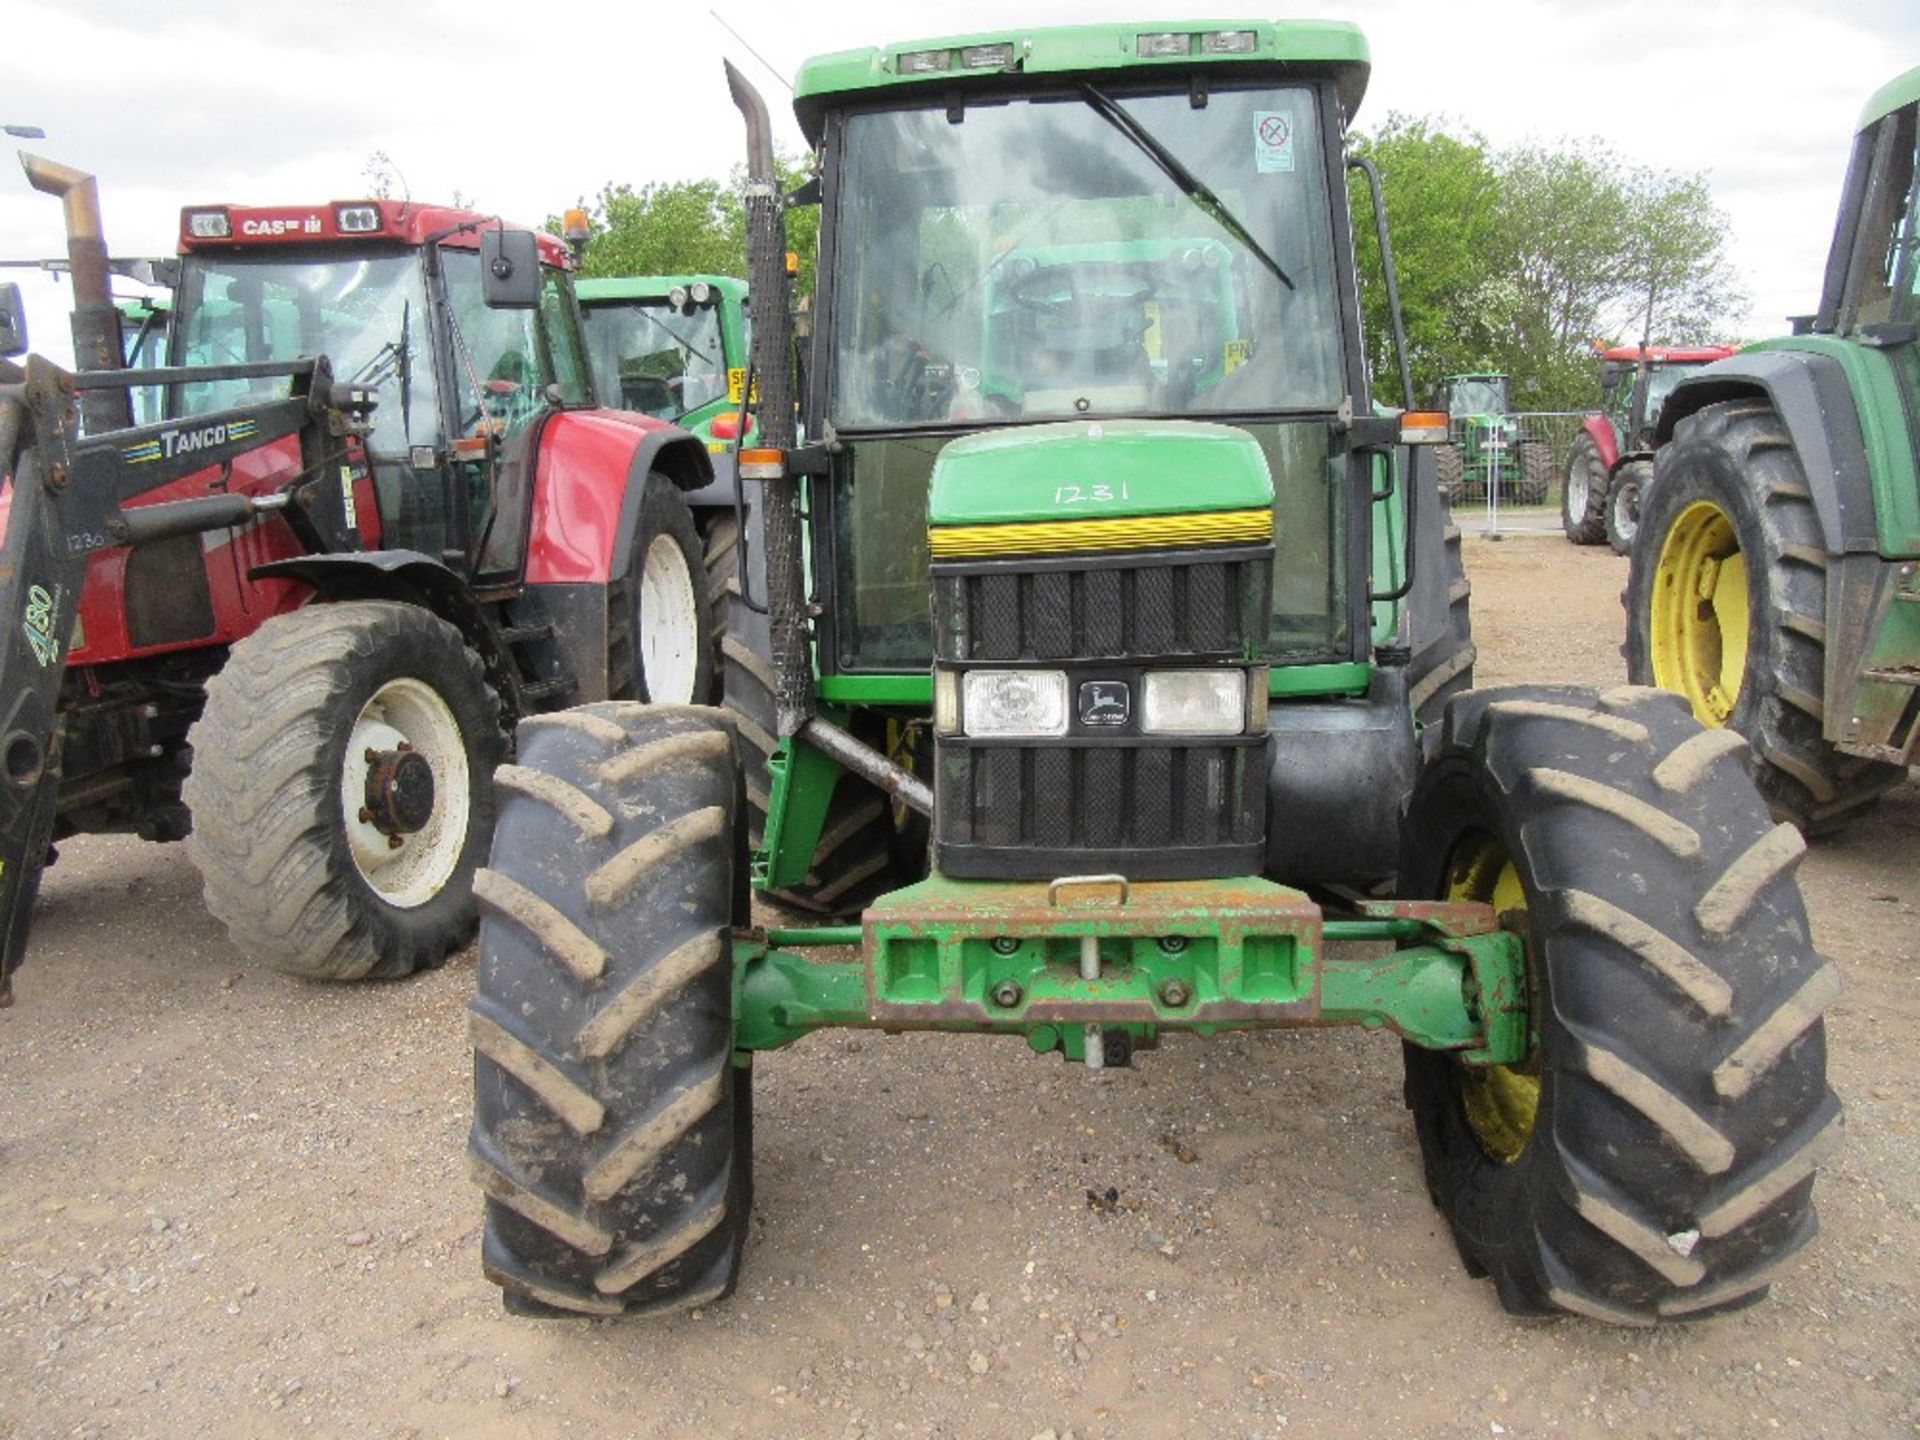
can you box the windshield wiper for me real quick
[1078,82,1294,292]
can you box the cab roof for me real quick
[791,19,1370,145]
[1596,345,1736,364]
[177,199,572,267]
[575,274,748,305]
[1858,65,1920,133]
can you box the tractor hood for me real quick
[927,419,1273,541]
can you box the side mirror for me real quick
[0,283,27,358]
[480,230,542,310]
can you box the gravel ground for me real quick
[2,533,1915,1439]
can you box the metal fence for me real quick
[1451,411,1590,535]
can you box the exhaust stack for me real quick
[20,152,131,432]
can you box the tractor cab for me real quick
[1596,344,1735,451]
[576,275,749,434]
[1440,371,1509,422]
[172,201,593,579]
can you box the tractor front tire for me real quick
[610,473,714,706]
[1606,459,1650,555]
[1436,443,1465,504]
[1561,433,1608,544]
[469,702,752,1317]
[706,511,911,915]
[1410,503,1476,732]
[1402,685,1840,1323]
[1624,400,1904,833]
[1515,440,1551,506]
[185,601,506,980]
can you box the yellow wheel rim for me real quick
[1445,832,1539,1165]
[1649,500,1749,728]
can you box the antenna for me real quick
[710,10,792,93]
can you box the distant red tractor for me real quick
[0,159,717,996]
[1563,343,1735,552]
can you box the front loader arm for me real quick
[0,353,370,1002]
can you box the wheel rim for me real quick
[640,532,701,703]
[1445,831,1538,1165]
[1649,500,1749,727]
[1612,480,1639,546]
[1565,461,1589,521]
[340,677,471,908]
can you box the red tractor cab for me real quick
[1563,343,1736,551]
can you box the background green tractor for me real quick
[576,274,751,443]
[1626,66,1920,834]
[1436,371,1550,504]
[465,20,1837,1328]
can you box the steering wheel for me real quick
[883,336,954,422]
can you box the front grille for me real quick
[933,544,1270,664]
[935,736,1265,880]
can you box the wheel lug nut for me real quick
[990,980,1024,1009]
[387,833,405,850]
[1158,979,1191,1008]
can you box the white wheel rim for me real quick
[1615,485,1637,544]
[1566,465,1588,519]
[340,676,471,908]
[639,531,701,703]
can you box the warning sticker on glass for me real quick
[1253,110,1295,173]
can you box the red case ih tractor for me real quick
[1563,344,1735,552]
[0,157,718,998]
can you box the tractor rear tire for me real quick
[1606,459,1649,555]
[1410,503,1476,732]
[1624,400,1905,834]
[609,474,714,706]
[1402,684,1840,1323]
[706,511,913,916]
[1561,433,1608,544]
[469,702,752,1317]
[1436,443,1465,504]
[1515,440,1551,506]
[185,601,506,980]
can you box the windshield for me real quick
[581,297,728,420]
[827,83,1343,429]
[1446,379,1506,417]
[171,252,437,458]
[1643,364,1699,416]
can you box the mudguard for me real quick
[1582,413,1620,472]
[1656,348,1878,555]
[521,411,714,585]
[250,549,522,718]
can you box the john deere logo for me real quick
[1078,680,1130,727]
[124,417,259,466]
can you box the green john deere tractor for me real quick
[465,20,1838,1326]
[1436,371,1550,505]
[1626,66,1920,834]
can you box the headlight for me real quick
[1142,670,1246,735]
[962,670,1068,738]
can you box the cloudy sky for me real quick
[3,0,1912,366]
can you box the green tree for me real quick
[1349,119,1747,414]
[553,152,819,297]
[1348,114,1504,405]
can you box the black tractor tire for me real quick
[1515,439,1552,506]
[1402,684,1840,1324]
[1561,432,1609,545]
[1606,459,1650,555]
[469,701,752,1317]
[705,511,913,916]
[1624,400,1905,833]
[184,601,506,980]
[609,473,714,707]
[1410,504,1476,732]
[1436,443,1465,504]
